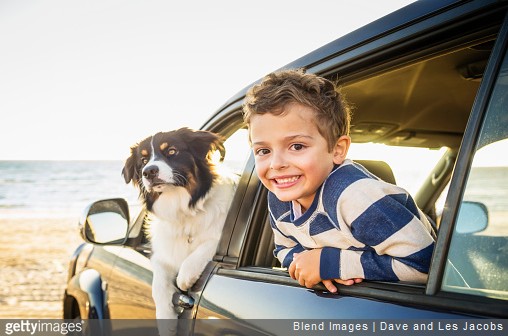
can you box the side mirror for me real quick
[455,201,488,234]
[79,198,130,245]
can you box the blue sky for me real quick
[0,0,414,160]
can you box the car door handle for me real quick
[172,293,195,309]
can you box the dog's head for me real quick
[122,127,225,210]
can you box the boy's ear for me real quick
[332,135,351,165]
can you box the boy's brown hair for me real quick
[242,68,351,151]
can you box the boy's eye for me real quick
[255,148,270,156]
[291,144,305,151]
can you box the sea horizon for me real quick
[0,160,141,219]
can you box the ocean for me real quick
[0,160,506,222]
[0,160,141,219]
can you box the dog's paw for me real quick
[176,271,197,291]
[176,263,201,291]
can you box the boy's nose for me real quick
[270,152,288,170]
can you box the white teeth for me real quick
[275,176,299,184]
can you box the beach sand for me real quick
[0,217,82,318]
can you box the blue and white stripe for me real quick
[269,159,436,283]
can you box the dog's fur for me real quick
[122,127,236,321]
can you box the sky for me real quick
[0,0,415,160]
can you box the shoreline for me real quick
[0,208,82,220]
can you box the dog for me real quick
[122,127,237,324]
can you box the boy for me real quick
[243,69,436,293]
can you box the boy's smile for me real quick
[273,175,300,186]
[249,102,349,212]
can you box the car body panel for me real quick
[106,246,154,319]
[197,273,466,319]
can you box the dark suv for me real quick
[64,0,508,334]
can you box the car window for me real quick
[137,126,250,253]
[221,128,250,175]
[442,48,508,300]
[245,144,449,271]
[348,144,447,195]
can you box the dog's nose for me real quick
[143,165,159,180]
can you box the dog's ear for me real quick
[122,146,139,185]
[184,128,225,161]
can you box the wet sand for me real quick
[0,217,82,318]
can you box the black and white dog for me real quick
[122,127,236,321]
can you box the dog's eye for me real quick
[167,148,178,156]
[141,158,148,165]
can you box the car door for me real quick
[191,166,469,336]
[106,243,155,319]
[190,4,508,336]
[103,210,156,319]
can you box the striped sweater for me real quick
[268,159,436,283]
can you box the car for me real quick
[64,0,508,334]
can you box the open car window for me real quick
[221,128,250,175]
[348,144,448,196]
[238,30,499,288]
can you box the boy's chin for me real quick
[272,191,298,203]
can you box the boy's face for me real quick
[249,102,348,211]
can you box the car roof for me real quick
[209,0,502,149]
[217,0,477,107]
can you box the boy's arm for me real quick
[320,246,431,282]
[271,222,363,290]
[272,229,305,268]
[267,195,305,268]
[330,184,435,282]
[290,248,362,292]
[267,205,306,268]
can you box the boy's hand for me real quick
[289,249,322,288]
[322,278,363,293]
[289,249,363,293]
